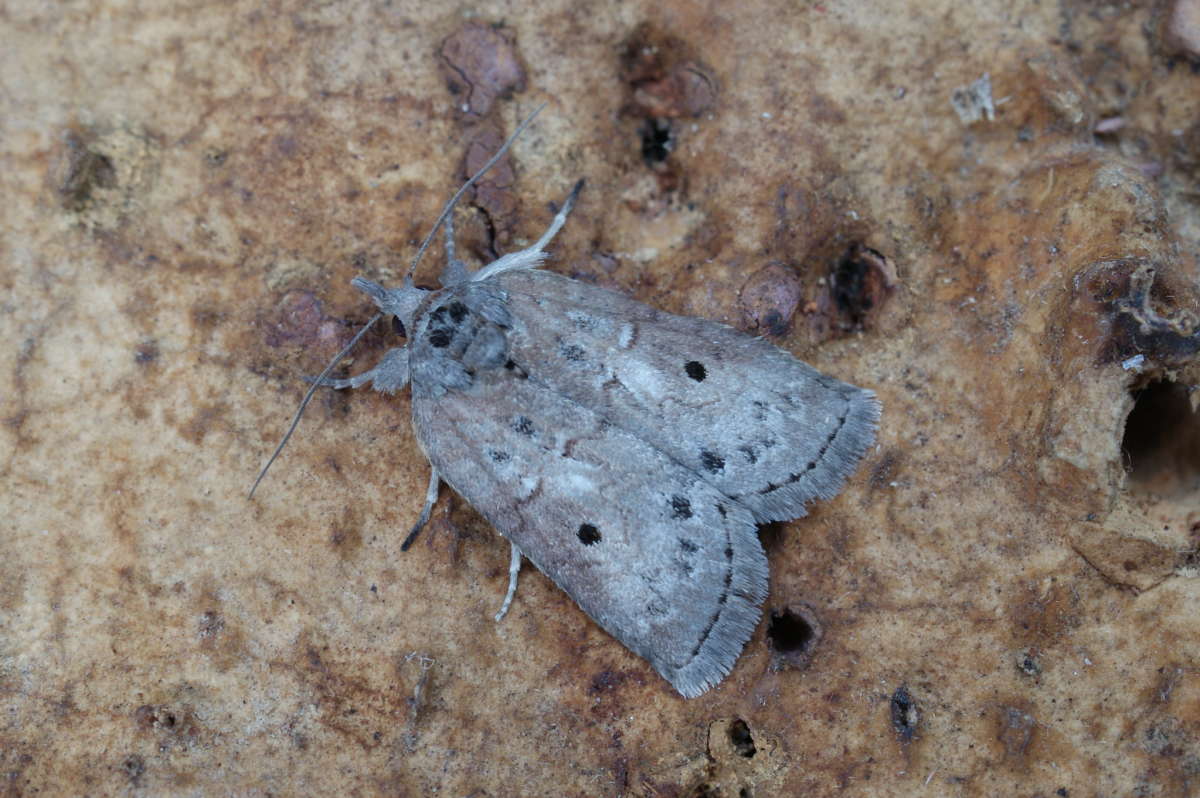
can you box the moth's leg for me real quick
[473,180,585,280]
[306,346,410,394]
[400,468,441,551]
[438,206,472,287]
[493,542,523,622]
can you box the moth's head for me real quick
[350,276,428,335]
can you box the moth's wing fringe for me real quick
[811,386,880,500]
[673,389,878,696]
[755,386,881,523]
[668,510,769,698]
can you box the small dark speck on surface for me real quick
[890,685,920,742]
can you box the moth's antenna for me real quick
[249,312,382,499]
[251,102,546,499]
[403,101,547,281]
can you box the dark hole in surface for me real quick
[59,136,116,211]
[831,243,894,328]
[728,718,757,758]
[685,360,707,381]
[768,608,814,652]
[833,247,877,322]
[640,117,674,164]
[767,604,822,670]
[1121,380,1200,498]
[577,523,601,545]
[890,685,920,742]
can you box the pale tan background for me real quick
[3,0,1200,795]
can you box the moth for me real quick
[254,110,880,698]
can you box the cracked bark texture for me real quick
[2,0,1200,795]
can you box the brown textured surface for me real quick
[3,1,1200,795]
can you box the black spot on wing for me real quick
[701,450,725,473]
[685,361,707,381]
[577,523,601,545]
[428,329,451,348]
[670,495,693,519]
[447,301,468,322]
[512,416,535,436]
[560,342,586,362]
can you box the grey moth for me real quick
[257,116,880,698]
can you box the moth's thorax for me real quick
[410,285,513,394]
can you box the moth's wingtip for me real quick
[859,386,883,425]
[667,594,764,699]
[749,384,881,522]
[817,386,882,495]
[665,516,768,699]
[847,388,883,460]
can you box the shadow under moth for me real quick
[254,108,880,698]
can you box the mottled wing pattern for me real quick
[409,298,768,697]
[405,268,877,697]
[492,270,881,523]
